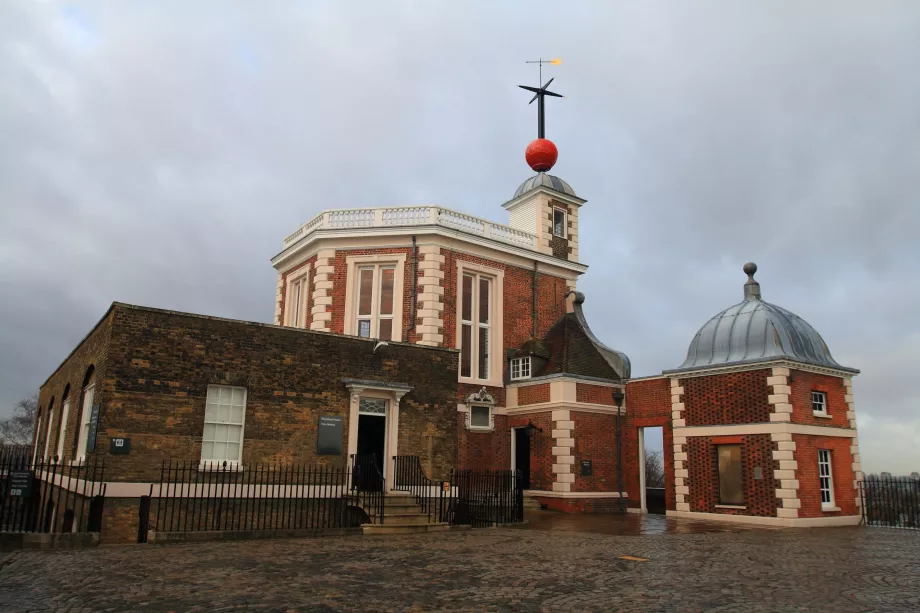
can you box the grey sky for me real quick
[1,2,918,473]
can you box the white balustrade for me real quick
[283,205,536,250]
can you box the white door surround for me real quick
[343,379,411,491]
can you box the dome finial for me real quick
[743,262,761,300]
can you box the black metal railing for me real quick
[860,477,920,529]
[352,453,385,493]
[0,455,106,534]
[450,468,523,527]
[0,445,31,467]
[393,455,449,523]
[148,459,385,536]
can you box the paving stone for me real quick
[0,522,918,612]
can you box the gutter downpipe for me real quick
[408,235,418,342]
[532,261,538,338]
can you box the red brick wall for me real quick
[457,413,510,471]
[572,412,618,492]
[518,384,550,406]
[686,434,778,516]
[789,370,850,428]
[576,383,615,405]
[527,413,554,491]
[441,249,569,383]
[792,435,857,518]
[682,369,771,426]
[623,378,674,510]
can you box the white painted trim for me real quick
[283,266,310,328]
[665,359,858,380]
[505,401,625,416]
[666,510,860,527]
[342,253,406,339]
[272,225,588,275]
[674,423,858,438]
[508,377,624,390]
[344,383,409,491]
[455,260,504,387]
[527,490,628,499]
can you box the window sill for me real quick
[458,376,503,389]
[822,506,841,512]
[467,426,495,433]
[715,504,746,510]
[812,412,833,419]
[198,462,243,472]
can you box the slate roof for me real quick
[530,292,630,381]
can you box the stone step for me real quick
[362,522,451,535]
[380,512,434,525]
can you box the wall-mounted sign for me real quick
[317,415,344,455]
[753,466,763,480]
[86,403,101,453]
[580,459,592,476]
[9,470,33,497]
[109,437,131,455]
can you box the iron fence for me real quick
[450,468,523,527]
[860,477,920,529]
[392,456,524,527]
[148,457,385,537]
[0,455,106,534]
[392,455,450,523]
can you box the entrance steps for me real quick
[361,491,459,536]
[523,495,545,511]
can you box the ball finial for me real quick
[743,262,757,277]
[525,138,558,172]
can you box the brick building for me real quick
[31,106,862,535]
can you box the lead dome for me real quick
[669,263,858,373]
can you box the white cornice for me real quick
[273,228,587,277]
[662,359,858,380]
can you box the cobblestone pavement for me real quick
[1,523,919,612]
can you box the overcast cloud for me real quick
[1,1,918,474]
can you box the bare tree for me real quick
[644,450,665,488]
[0,396,38,446]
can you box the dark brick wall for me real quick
[789,370,851,428]
[682,369,772,426]
[793,435,857,518]
[576,383,615,405]
[518,384,550,406]
[37,309,114,465]
[686,434,778,517]
[82,304,460,481]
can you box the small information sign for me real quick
[110,437,131,455]
[317,415,344,455]
[86,403,101,453]
[580,459,593,476]
[9,470,33,498]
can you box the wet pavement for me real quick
[515,509,776,535]
[1,512,918,612]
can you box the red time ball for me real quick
[525,138,558,172]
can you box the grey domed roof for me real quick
[513,173,576,199]
[666,263,858,374]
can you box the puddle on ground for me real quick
[510,510,774,536]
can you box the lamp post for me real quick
[613,389,625,514]
[525,421,542,440]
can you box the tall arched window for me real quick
[42,397,55,461]
[74,366,95,462]
[56,385,71,461]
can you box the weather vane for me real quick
[519,58,563,172]
[519,58,563,139]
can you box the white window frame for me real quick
[200,384,248,469]
[811,391,828,416]
[466,405,494,431]
[354,264,397,340]
[455,261,504,386]
[818,449,835,510]
[74,384,95,463]
[32,413,43,464]
[343,254,406,340]
[56,398,70,461]
[552,207,567,238]
[459,272,492,381]
[43,407,54,461]
[510,356,532,381]
[284,269,309,328]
